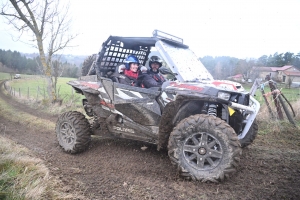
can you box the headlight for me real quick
[218,91,231,100]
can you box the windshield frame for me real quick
[155,40,214,82]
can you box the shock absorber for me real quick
[208,104,217,116]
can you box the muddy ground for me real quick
[0,82,299,200]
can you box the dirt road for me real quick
[0,81,299,199]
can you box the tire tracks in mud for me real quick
[0,80,181,199]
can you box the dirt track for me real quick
[0,80,300,200]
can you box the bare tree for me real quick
[0,0,77,102]
[52,59,64,94]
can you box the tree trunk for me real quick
[36,36,56,102]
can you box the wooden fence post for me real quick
[36,86,39,101]
[57,86,61,100]
[27,87,29,99]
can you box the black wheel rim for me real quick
[183,132,223,170]
[60,122,76,145]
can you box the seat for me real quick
[111,64,126,83]
[116,64,126,74]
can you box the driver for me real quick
[138,55,166,88]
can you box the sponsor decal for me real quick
[113,126,135,133]
[80,81,100,89]
[211,81,237,91]
[115,88,143,99]
[169,82,204,91]
[100,100,115,109]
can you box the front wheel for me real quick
[168,114,242,182]
[239,119,258,148]
[56,111,91,154]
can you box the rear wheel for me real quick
[56,111,91,154]
[168,114,242,182]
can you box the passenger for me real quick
[112,55,140,86]
[138,55,166,88]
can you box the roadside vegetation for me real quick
[0,136,53,200]
[0,78,84,199]
[0,134,86,200]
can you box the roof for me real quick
[271,65,293,71]
[232,74,243,78]
[252,67,273,72]
[282,71,300,76]
[252,65,293,72]
[105,36,189,49]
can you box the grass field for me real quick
[0,72,10,80]
[0,72,38,80]
[10,78,81,101]
[1,72,83,104]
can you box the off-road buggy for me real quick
[56,30,260,182]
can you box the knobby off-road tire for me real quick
[239,119,258,148]
[82,54,97,76]
[56,111,91,154]
[168,114,242,182]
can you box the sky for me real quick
[0,0,300,59]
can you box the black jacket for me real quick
[138,70,166,88]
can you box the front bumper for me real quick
[230,96,260,139]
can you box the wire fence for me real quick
[3,81,82,105]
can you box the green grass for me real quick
[0,72,36,80]
[0,136,53,200]
[0,161,25,200]
[8,76,83,104]
[0,72,10,80]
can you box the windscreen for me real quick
[155,41,214,82]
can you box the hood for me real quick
[211,80,245,92]
[164,80,245,93]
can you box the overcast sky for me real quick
[0,0,299,59]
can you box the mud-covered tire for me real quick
[56,111,91,154]
[82,54,97,76]
[239,119,258,148]
[168,114,242,182]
